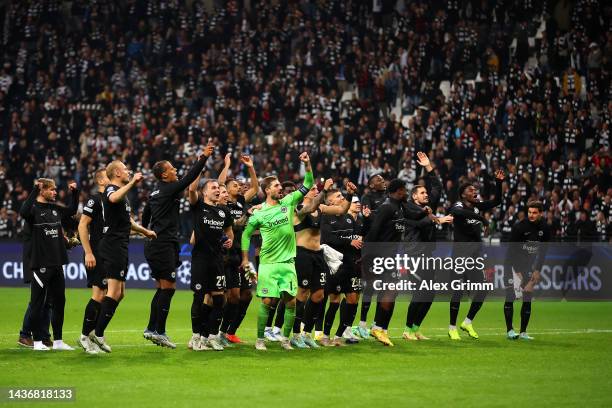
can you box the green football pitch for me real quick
[1,288,611,408]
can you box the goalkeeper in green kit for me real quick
[241,152,314,350]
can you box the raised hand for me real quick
[345,180,357,194]
[362,206,371,217]
[224,153,232,167]
[299,152,310,163]
[416,151,431,168]
[132,172,144,184]
[68,182,77,191]
[240,155,254,168]
[323,178,334,191]
[495,169,505,181]
[202,143,214,158]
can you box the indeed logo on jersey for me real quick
[466,219,481,225]
[202,217,225,229]
[267,215,289,229]
[44,228,59,237]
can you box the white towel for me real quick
[321,244,344,275]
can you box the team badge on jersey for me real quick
[87,199,94,207]
[538,230,544,236]
[218,210,226,218]
[281,207,287,213]
[52,210,57,217]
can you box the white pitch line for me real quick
[1,327,609,338]
[3,329,612,350]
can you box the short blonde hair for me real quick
[37,178,55,190]
[106,160,124,180]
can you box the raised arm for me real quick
[59,182,79,217]
[188,172,202,205]
[218,152,231,186]
[285,152,314,206]
[319,180,357,215]
[296,178,333,218]
[241,155,260,203]
[475,170,504,211]
[170,143,214,194]
[108,173,143,203]
[19,184,40,222]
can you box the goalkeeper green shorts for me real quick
[256,261,298,298]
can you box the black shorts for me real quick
[99,242,128,282]
[326,259,361,294]
[145,241,180,282]
[86,251,107,289]
[225,251,252,290]
[99,249,128,282]
[191,256,226,293]
[503,263,532,289]
[296,246,329,291]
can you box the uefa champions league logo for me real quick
[177,261,191,285]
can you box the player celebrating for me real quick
[448,169,504,340]
[264,181,298,341]
[217,153,259,344]
[241,152,314,351]
[77,169,110,354]
[364,179,408,346]
[90,162,157,353]
[142,144,214,348]
[503,201,550,340]
[291,179,355,348]
[20,179,79,351]
[403,152,453,340]
[188,176,234,351]
[319,188,365,346]
[358,173,387,333]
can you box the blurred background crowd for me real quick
[0,0,610,242]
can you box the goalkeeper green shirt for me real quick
[242,171,313,264]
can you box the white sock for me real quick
[359,321,367,328]
[34,341,43,348]
[463,318,472,325]
[449,325,457,330]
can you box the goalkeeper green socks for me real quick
[258,303,272,339]
[282,305,296,338]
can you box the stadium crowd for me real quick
[0,0,610,242]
